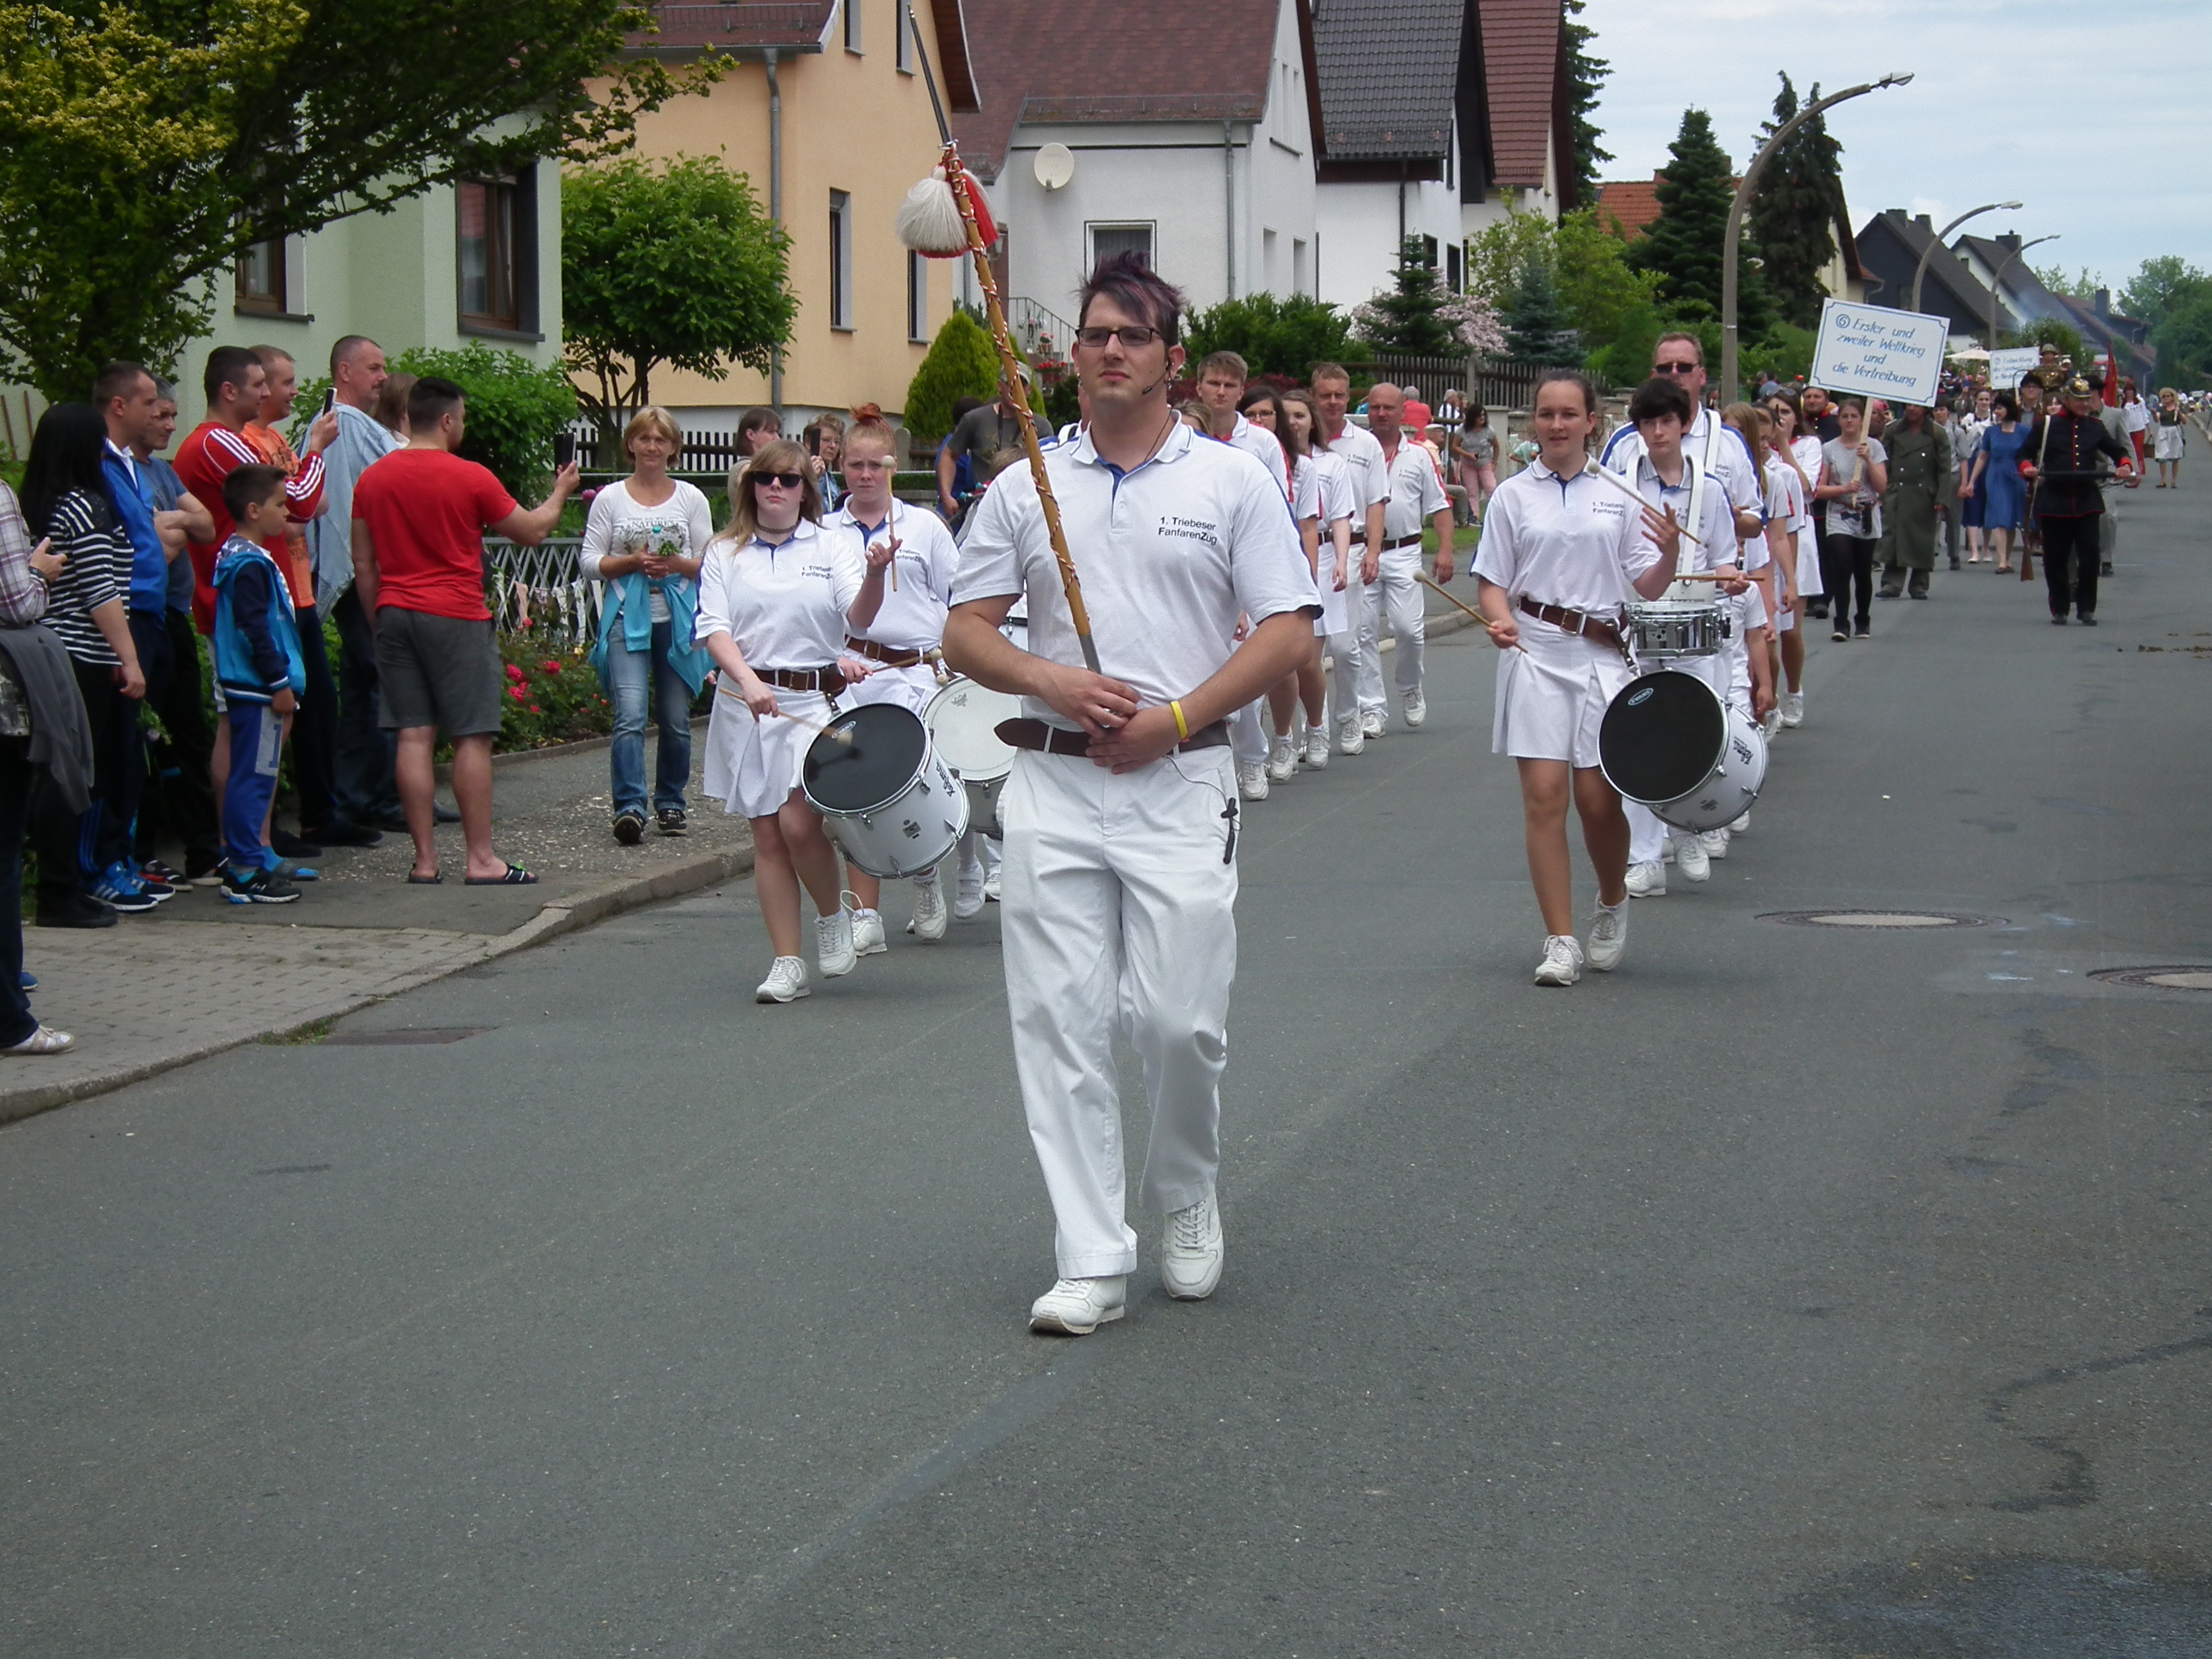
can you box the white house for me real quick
[950,0,1321,336]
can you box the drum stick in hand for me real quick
[714,680,856,745]
[1583,461,1704,546]
[1418,572,1524,654]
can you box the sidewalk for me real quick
[5,730,753,1125]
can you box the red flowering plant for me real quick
[495,637,614,751]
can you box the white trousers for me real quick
[1624,655,1727,864]
[1232,699,1268,765]
[1360,548,1424,711]
[1332,568,1376,725]
[999,746,1239,1278]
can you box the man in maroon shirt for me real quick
[352,377,576,885]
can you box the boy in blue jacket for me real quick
[210,466,306,905]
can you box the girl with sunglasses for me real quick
[696,437,892,1003]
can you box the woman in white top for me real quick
[581,406,716,843]
[828,409,971,948]
[1281,387,1359,769]
[697,437,893,1003]
[1473,369,1684,987]
[1764,392,1817,727]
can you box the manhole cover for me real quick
[2091,967,2212,992]
[1761,909,1999,930]
[323,1027,486,1046]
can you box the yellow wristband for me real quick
[1170,699,1190,741]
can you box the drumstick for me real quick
[1416,572,1526,654]
[713,680,856,745]
[1583,461,1705,547]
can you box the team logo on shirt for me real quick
[802,562,839,580]
[1590,499,1626,518]
[1158,514,1221,548]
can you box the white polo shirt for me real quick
[957,420,1319,724]
[826,498,960,651]
[1601,407,1763,524]
[1225,412,1290,499]
[694,518,862,671]
[1310,449,1358,526]
[1376,434,1450,541]
[1473,458,1660,616]
[1614,451,1735,577]
[1325,422,1392,527]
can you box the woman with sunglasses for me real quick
[697,438,891,1004]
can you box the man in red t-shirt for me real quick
[351,375,577,885]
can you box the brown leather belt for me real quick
[1347,532,1424,549]
[759,666,846,694]
[845,637,925,668]
[1517,596,1626,654]
[996,717,1231,757]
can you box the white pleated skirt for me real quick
[702,685,833,820]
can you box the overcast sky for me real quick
[1580,0,2210,300]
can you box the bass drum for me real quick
[1598,670,1767,834]
[802,703,968,877]
[924,675,1024,839]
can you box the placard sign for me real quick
[1809,297,1949,406]
[1986,346,2040,389]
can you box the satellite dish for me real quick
[1034,142,1076,191]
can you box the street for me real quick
[5,484,2211,1657]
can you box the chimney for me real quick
[1915,213,1932,231]
[2094,287,2111,317]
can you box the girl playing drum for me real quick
[1472,369,1684,986]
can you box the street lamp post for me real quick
[1721,72,1911,403]
[1909,199,2023,315]
[1984,233,2059,351]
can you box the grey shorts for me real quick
[376,606,503,736]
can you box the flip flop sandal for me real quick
[406,870,443,884]
[464,865,538,886]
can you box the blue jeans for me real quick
[608,620,691,816]
[222,700,283,865]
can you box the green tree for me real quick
[1350,236,1458,357]
[1465,212,1560,312]
[0,0,716,401]
[2119,256,2210,329]
[1629,109,1769,335]
[2020,315,2086,367]
[1746,74,1848,328]
[2031,263,2105,300]
[1586,303,1665,386]
[1562,0,1613,207]
[1553,210,1663,348]
[563,155,796,449]
[1500,258,1581,363]
[394,344,579,497]
[1183,292,1355,378]
[2153,293,2212,385]
[905,310,1001,441]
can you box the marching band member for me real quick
[1310,363,1389,754]
[1764,390,1817,728]
[1599,333,1765,545]
[1358,384,1454,732]
[1474,369,1684,986]
[943,253,1319,1335]
[697,439,891,1004]
[826,407,974,947]
[1232,387,1318,783]
[1278,387,1353,771]
[1606,377,1741,899]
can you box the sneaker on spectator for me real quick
[91,863,159,914]
[221,863,301,905]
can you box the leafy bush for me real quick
[905,310,1002,440]
[1183,292,1355,378]
[1743,322,1816,386]
[398,343,578,497]
[495,640,615,751]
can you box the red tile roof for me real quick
[1595,174,1662,241]
[1479,0,1563,192]
[949,0,1284,181]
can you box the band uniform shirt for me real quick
[1310,450,1358,530]
[1618,451,1734,580]
[1378,437,1450,541]
[1473,458,1658,618]
[1601,406,1763,529]
[1222,411,1290,500]
[1326,424,1392,525]
[956,420,1319,728]
[694,518,862,671]
[828,498,960,652]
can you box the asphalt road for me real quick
[6,484,2212,1657]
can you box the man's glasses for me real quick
[1654,361,1700,375]
[753,471,806,489]
[1075,325,1165,350]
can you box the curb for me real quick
[437,714,712,782]
[0,846,754,1128]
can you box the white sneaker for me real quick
[754,956,809,1003]
[1674,832,1711,883]
[1028,1275,1127,1335]
[816,907,857,977]
[851,907,888,956]
[1237,760,1270,801]
[1625,859,1666,898]
[1699,828,1729,861]
[1336,717,1365,756]
[953,856,986,920]
[984,868,1002,902]
[1728,811,1750,834]
[1360,708,1386,740]
[1762,708,1781,739]
[1304,725,1331,769]
[910,871,948,941]
[1780,691,1805,728]
[1267,734,1297,782]
[1403,688,1427,727]
[1586,901,1628,971]
[1533,934,1584,987]
[1161,1193,1225,1299]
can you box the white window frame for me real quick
[830,190,855,330]
[896,0,914,72]
[844,0,862,53]
[1086,221,1156,269]
[907,249,930,341]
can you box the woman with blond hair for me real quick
[581,406,714,843]
[697,437,892,1002]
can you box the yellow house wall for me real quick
[601,13,953,425]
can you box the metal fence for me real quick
[485,537,600,649]
[1360,354,1612,412]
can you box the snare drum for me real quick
[924,675,1023,839]
[1626,598,1728,660]
[1598,670,1767,833]
[801,703,968,877]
